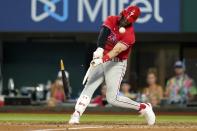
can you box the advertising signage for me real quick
[0,0,180,32]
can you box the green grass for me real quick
[0,113,196,123]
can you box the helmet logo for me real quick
[127,10,135,19]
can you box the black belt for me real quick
[110,57,123,62]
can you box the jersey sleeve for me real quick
[119,32,135,47]
[102,16,114,30]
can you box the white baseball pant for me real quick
[75,60,140,116]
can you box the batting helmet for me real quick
[121,6,141,23]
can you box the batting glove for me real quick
[91,54,110,67]
[91,58,103,67]
[93,47,104,59]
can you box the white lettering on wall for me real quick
[78,0,163,24]
[78,0,106,22]
[131,0,152,24]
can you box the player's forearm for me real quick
[107,47,122,59]
[102,42,128,62]
[92,42,128,66]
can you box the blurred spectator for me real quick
[165,61,197,104]
[143,69,163,107]
[91,84,108,107]
[48,78,65,107]
[119,82,137,100]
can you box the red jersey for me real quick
[102,16,135,60]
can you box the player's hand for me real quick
[93,47,104,59]
[91,58,103,67]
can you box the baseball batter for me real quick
[69,6,155,125]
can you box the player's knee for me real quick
[106,93,116,105]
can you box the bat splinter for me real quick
[82,63,92,85]
[60,59,69,99]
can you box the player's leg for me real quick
[74,66,104,116]
[104,60,140,110]
[69,65,104,124]
[104,60,155,125]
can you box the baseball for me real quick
[119,27,126,33]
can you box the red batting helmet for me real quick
[121,6,141,23]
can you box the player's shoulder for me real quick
[103,16,119,29]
